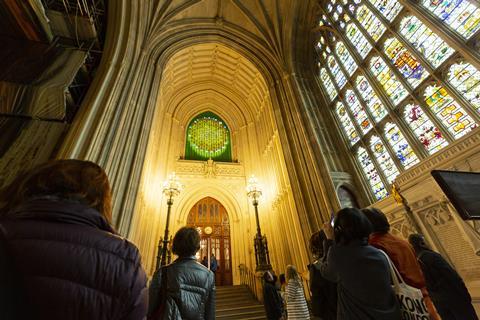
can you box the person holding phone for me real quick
[308,230,337,320]
[316,208,401,320]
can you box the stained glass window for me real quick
[404,104,449,154]
[367,0,403,21]
[185,112,232,162]
[345,90,372,133]
[357,147,389,200]
[448,62,480,114]
[370,135,400,183]
[336,102,360,144]
[422,0,480,39]
[424,85,477,139]
[346,23,372,58]
[319,0,480,202]
[384,122,419,169]
[370,56,408,105]
[399,16,455,68]
[355,76,388,122]
[356,5,386,42]
[328,55,348,89]
[384,38,429,88]
[336,42,358,75]
[320,67,338,101]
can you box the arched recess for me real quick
[171,182,247,285]
[58,4,340,279]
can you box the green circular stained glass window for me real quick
[185,112,232,161]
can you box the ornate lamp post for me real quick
[246,175,272,271]
[156,172,183,268]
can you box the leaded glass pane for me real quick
[356,5,386,42]
[399,16,454,69]
[320,67,338,101]
[345,89,373,133]
[336,42,358,75]
[367,0,403,21]
[357,147,388,199]
[370,56,408,105]
[370,135,400,183]
[384,122,419,169]
[346,23,372,58]
[328,55,348,89]
[448,62,480,114]
[336,102,361,144]
[384,38,429,88]
[422,0,480,39]
[424,85,478,139]
[404,104,449,154]
[355,75,388,122]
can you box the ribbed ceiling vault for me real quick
[160,43,270,128]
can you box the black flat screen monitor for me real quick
[431,170,480,220]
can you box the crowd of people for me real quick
[0,159,478,320]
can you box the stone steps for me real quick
[216,285,267,320]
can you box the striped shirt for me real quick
[286,278,310,319]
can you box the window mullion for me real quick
[398,0,480,70]
[362,139,394,193]
[323,62,366,138]
[331,47,417,167]
[345,10,460,144]
[362,2,480,125]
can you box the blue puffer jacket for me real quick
[148,256,216,320]
[0,199,148,320]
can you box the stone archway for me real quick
[187,197,233,286]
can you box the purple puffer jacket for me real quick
[0,198,148,320]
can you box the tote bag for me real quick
[380,250,431,320]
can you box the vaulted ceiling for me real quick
[160,43,269,126]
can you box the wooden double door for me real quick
[187,197,233,286]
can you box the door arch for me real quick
[187,197,233,286]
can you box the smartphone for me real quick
[330,211,335,227]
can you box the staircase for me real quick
[216,285,267,320]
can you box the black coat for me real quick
[263,281,283,320]
[0,199,148,320]
[148,256,216,320]
[417,249,478,320]
[318,239,401,320]
[308,261,337,319]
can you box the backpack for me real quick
[150,266,182,320]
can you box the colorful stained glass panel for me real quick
[370,56,408,105]
[448,62,480,114]
[345,90,373,133]
[384,122,419,169]
[384,38,429,88]
[370,135,400,183]
[346,23,372,59]
[336,102,361,145]
[357,147,389,200]
[399,16,455,69]
[424,85,478,139]
[328,55,348,89]
[422,0,480,39]
[336,42,358,75]
[404,104,449,154]
[356,5,386,42]
[186,112,232,161]
[368,0,403,21]
[355,76,388,122]
[320,67,338,101]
